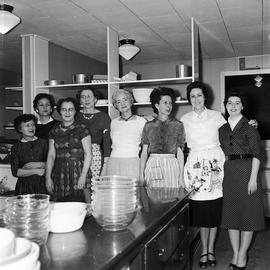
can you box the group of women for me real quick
[10,82,264,269]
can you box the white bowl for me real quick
[132,88,153,103]
[0,228,15,260]
[0,238,32,267]
[49,209,87,233]
[0,242,39,270]
[50,202,86,215]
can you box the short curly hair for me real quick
[223,89,248,109]
[13,114,37,134]
[150,87,176,114]
[56,97,79,115]
[33,93,55,112]
[111,89,134,108]
[186,81,208,104]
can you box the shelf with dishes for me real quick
[133,100,189,106]
[111,76,193,87]
[35,81,109,90]
[35,77,192,90]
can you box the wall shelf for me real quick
[4,87,23,91]
[111,77,193,87]
[5,106,23,111]
[35,82,108,89]
[133,100,189,106]
[3,126,15,130]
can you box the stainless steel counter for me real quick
[39,187,190,270]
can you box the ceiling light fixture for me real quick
[0,4,21,34]
[119,39,140,60]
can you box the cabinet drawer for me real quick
[166,235,189,270]
[171,203,189,244]
[144,203,189,270]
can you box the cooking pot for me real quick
[72,74,89,84]
[176,64,189,78]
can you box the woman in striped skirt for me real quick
[140,87,185,188]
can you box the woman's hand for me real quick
[23,162,45,169]
[248,178,257,195]
[248,119,258,128]
[35,168,45,176]
[46,177,54,193]
[77,175,86,190]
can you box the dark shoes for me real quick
[236,266,246,270]
[199,254,208,268]
[229,263,246,269]
[207,252,217,267]
[199,253,217,268]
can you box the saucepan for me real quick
[72,74,90,84]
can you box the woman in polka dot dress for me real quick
[219,90,265,269]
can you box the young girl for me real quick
[140,87,185,188]
[11,114,48,195]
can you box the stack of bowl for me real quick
[91,175,137,231]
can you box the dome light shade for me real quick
[0,5,21,34]
[119,39,140,60]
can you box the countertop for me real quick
[39,187,190,270]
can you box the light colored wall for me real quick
[49,43,107,84]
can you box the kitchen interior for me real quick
[0,0,270,269]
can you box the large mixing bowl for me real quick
[92,209,137,231]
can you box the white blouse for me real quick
[181,109,226,151]
[110,116,146,158]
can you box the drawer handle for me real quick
[157,248,165,257]
[178,225,185,232]
[179,253,185,261]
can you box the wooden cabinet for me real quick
[144,202,189,270]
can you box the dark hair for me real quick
[223,89,248,110]
[33,93,55,112]
[13,114,37,134]
[150,87,176,114]
[186,81,208,104]
[56,97,79,115]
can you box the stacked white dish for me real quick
[49,202,87,233]
[0,228,40,270]
[132,88,153,103]
[91,175,137,231]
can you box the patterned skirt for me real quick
[144,154,181,188]
[91,144,102,180]
[52,157,91,201]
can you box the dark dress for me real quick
[36,120,58,139]
[219,117,265,231]
[49,122,91,201]
[11,138,48,195]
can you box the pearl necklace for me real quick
[82,113,94,120]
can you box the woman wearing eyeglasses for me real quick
[46,97,92,202]
[76,88,111,179]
